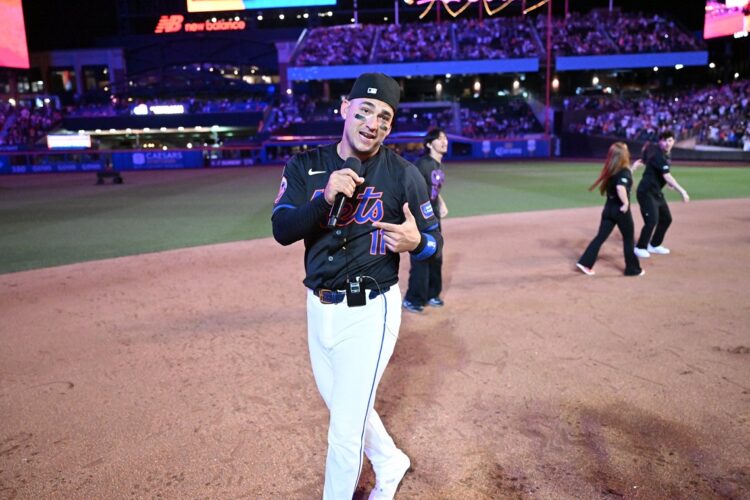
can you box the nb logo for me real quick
[154,15,184,34]
[308,168,326,176]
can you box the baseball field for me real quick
[1,161,749,498]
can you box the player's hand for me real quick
[439,202,449,218]
[372,203,421,253]
[620,203,629,213]
[324,169,364,205]
[681,190,690,203]
[632,159,644,170]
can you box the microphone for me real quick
[327,157,362,229]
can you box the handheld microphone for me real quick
[327,157,362,229]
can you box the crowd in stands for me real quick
[263,93,540,140]
[0,103,62,146]
[569,80,750,149]
[535,12,615,55]
[292,11,702,66]
[457,17,540,60]
[376,22,454,63]
[461,98,543,138]
[294,24,377,66]
[605,12,703,53]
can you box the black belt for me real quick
[316,286,390,305]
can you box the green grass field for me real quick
[1,161,748,274]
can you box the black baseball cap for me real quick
[348,72,401,114]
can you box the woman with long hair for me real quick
[577,142,645,276]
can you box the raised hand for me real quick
[372,203,421,253]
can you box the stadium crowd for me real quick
[0,103,62,146]
[570,80,750,149]
[292,11,702,66]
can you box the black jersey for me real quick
[638,145,671,195]
[606,169,633,203]
[272,143,442,291]
[414,155,445,219]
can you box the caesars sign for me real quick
[154,15,246,34]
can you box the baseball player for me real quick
[634,130,690,258]
[403,127,449,312]
[271,72,442,499]
[577,142,645,276]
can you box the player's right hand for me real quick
[324,169,364,205]
[681,191,690,203]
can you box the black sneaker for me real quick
[402,300,423,313]
[427,297,444,307]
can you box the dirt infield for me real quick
[1,199,749,499]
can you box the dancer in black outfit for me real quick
[577,142,645,277]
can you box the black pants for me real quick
[405,246,443,306]
[579,203,642,276]
[636,190,672,249]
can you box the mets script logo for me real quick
[312,187,384,226]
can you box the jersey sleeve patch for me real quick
[274,176,288,204]
[662,165,670,172]
[420,201,434,220]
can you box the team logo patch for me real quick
[274,176,287,204]
[621,177,628,183]
[420,201,434,219]
[662,165,670,171]
[367,87,378,94]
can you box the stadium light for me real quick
[709,62,716,69]
[552,77,559,90]
[653,66,659,72]
[279,14,285,19]
[187,143,193,149]
[592,76,599,85]
[675,64,684,70]
[513,80,520,90]
[735,72,740,79]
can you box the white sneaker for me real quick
[647,244,670,255]
[369,451,411,500]
[634,247,650,258]
[576,263,595,276]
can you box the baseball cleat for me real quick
[427,297,444,307]
[576,263,595,276]
[647,244,670,255]
[639,269,646,276]
[369,451,411,500]
[402,300,423,313]
[634,247,650,258]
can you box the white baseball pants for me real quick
[306,285,403,500]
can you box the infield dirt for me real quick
[1,199,748,499]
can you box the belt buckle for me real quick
[318,288,335,304]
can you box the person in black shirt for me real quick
[577,142,645,276]
[634,130,690,258]
[403,128,449,312]
[271,73,442,499]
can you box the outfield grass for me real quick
[1,161,748,274]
